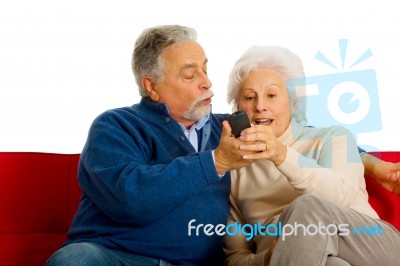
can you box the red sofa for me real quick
[0,153,81,266]
[0,152,399,266]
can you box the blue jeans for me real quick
[46,242,175,266]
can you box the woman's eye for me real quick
[246,97,255,101]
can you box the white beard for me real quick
[183,90,214,121]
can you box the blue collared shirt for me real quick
[178,114,210,152]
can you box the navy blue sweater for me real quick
[66,97,230,265]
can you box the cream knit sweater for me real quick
[224,120,379,265]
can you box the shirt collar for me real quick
[140,97,211,132]
[179,113,210,133]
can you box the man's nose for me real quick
[200,72,212,90]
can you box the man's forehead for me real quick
[163,41,208,66]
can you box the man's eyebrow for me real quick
[180,59,208,72]
[180,63,198,72]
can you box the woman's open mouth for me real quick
[254,118,273,125]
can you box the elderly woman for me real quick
[223,46,400,266]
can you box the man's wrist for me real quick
[212,150,227,176]
[361,153,380,177]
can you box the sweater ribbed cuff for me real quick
[252,251,268,266]
[198,151,223,185]
[277,145,302,183]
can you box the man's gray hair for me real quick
[132,25,197,97]
[227,45,307,124]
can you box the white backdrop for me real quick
[1,0,399,153]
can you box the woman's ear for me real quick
[142,77,160,102]
[235,100,241,112]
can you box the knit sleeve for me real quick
[78,109,224,226]
[277,125,365,207]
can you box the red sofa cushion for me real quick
[0,152,81,266]
[0,152,399,266]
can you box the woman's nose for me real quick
[255,100,267,112]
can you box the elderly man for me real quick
[46,25,255,266]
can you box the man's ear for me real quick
[142,77,160,102]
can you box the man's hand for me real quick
[362,153,400,195]
[370,161,400,195]
[214,121,257,174]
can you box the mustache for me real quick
[194,90,214,104]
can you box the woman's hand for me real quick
[238,124,287,166]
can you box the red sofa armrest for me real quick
[0,152,81,266]
[365,151,400,231]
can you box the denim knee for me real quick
[46,242,116,266]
